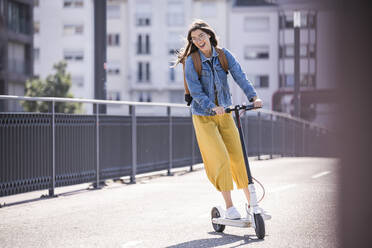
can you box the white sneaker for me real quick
[246,204,272,221]
[225,206,241,220]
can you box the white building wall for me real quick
[229,6,279,110]
[127,0,192,106]
[106,0,129,114]
[33,0,94,104]
[192,0,228,48]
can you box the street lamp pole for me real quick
[293,11,301,118]
[94,0,107,114]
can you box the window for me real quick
[107,91,121,101]
[0,0,4,14]
[63,50,84,61]
[0,45,5,71]
[279,44,316,58]
[279,74,315,88]
[169,63,175,82]
[8,42,25,74]
[280,74,294,87]
[279,12,316,29]
[71,75,84,87]
[244,17,270,32]
[167,32,182,55]
[108,33,120,46]
[136,13,151,26]
[167,1,184,26]
[33,21,40,34]
[244,45,269,59]
[106,61,120,75]
[137,62,150,82]
[282,14,293,29]
[138,92,152,102]
[8,1,30,34]
[107,5,120,19]
[63,0,83,8]
[63,24,84,35]
[137,34,150,54]
[33,48,40,62]
[248,75,269,88]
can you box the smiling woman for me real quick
[174,19,270,221]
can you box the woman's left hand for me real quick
[253,98,263,108]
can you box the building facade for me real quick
[31,0,336,125]
[33,0,94,102]
[229,1,279,110]
[0,0,34,111]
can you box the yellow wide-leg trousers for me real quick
[192,113,249,192]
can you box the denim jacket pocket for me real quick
[201,69,210,77]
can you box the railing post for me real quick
[282,117,286,157]
[270,114,274,159]
[95,103,100,188]
[130,105,137,183]
[167,106,173,176]
[258,111,261,160]
[302,122,305,156]
[292,120,296,157]
[49,100,56,197]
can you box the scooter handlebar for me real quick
[225,104,262,113]
[210,104,262,115]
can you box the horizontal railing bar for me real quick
[0,95,328,129]
[0,95,186,108]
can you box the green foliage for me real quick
[22,61,82,113]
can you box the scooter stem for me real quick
[233,107,253,185]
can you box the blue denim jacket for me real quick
[185,47,257,116]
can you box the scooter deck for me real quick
[212,217,252,228]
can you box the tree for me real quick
[22,61,82,113]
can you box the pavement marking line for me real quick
[269,184,297,193]
[312,171,331,179]
[121,240,143,248]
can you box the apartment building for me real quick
[229,0,337,126]
[229,0,278,110]
[126,0,230,106]
[0,0,34,111]
[33,0,94,101]
[106,0,128,114]
[32,0,335,125]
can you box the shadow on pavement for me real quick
[165,232,264,248]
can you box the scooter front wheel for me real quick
[211,207,225,232]
[254,213,265,239]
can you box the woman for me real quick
[175,19,266,220]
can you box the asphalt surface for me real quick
[0,157,339,248]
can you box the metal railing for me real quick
[0,95,333,198]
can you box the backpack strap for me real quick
[182,61,190,94]
[191,51,202,78]
[182,51,202,94]
[216,47,229,74]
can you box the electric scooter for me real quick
[211,104,270,239]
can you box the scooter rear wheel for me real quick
[211,207,225,232]
[254,213,265,239]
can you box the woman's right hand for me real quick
[212,106,225,115]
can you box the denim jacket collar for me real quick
[198,46,218,63]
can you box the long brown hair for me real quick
[174,19,219,66]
